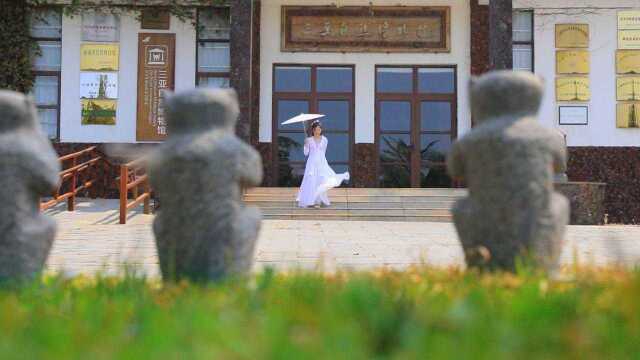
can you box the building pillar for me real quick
[489,0,513,70]
[230,0,253,143]
[470,0,490,76]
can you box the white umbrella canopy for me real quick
[281,113,325,125]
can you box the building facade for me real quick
[22,1,640,223]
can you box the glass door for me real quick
[376,66,456,188]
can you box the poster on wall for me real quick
[618,30,640,49]
[616,76,640,101]
[556,50,590,74]
[141,9,171,29]
[555,24,589,48]
[80,44,119,71]
[618,11,640,30]
[616,50,640,74]
[136,33,175,141]
[80,72,118,100]
[559,106,588,125]
[616,102,640,128]
[81,99,117,125]
[556,77,590,102]
[82,12,120,42]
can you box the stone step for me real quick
[262,214,453,222]
[259,208,451,217]
[244,187,467,196]
[245,200,456,210]
[243,194,462,203]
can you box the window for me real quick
[513,10,534,72]
[196,8,231,88]
[375,66,456,188]
[30,9,62,139]
[273,65,354,187]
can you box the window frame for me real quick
[271,64,356,187]
[374,65,458,188]
[512,9,535,73]
[195,7,231,88]
[30,7,62,140]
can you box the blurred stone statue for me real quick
[447,71,569,271]
[148,89,263,282]
[0,90,60,282]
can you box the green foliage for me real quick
[0,268,639,359]
[0,1,39,92]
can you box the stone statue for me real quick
[0,90,60,282]
[148,89,263,282]
[447,71,569,271]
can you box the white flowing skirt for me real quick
[296,158,349,207]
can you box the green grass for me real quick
[0,267,639,359]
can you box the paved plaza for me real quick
[44,199,640,277]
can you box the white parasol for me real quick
[281,113,325,135]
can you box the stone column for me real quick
[489,0,513,70]
[470,0,490,76]
[230,0,254,143]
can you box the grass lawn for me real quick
[0,267,639,359]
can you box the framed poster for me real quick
[616,77,640,101]
[618,11,640,30]
[559,106,588,125]
[82,12,120,42]
[556,50,590,74]
[616,50,640,74]
[136,33,175,141]
[80,72,118,100]
[555,24,589,48]
[616,102,640,128]
[81,99,117,125]
[281,6,450,53]
[80,44,119,71]
[556,77,590,102]
[141,9,170,29]
[618,29,640,49]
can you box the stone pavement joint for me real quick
[44,199,640,277]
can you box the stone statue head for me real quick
[164,88,240,135]
[0,90,38,132]
[470,71,544,123]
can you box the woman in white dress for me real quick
[296,121,350,208]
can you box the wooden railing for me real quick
[40,146,106,211]
[119,157,152,224]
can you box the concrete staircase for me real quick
[243,187,467,222]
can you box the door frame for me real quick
[374,64,458,188]
[271,63,356,187]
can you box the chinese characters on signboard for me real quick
[80,44,119,71]
[80,72,118,100]
[281,6,450,53]
[136,33,175,141]
[82,12,120,42]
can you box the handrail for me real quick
[40,146,106,211]
[119,157,152,224]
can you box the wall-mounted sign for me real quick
[556,77,590,102]
[616,102,640,128]
[281,6,450,53]
[556,50,590,74]
[559,106,588,125]
[81,99,117,125]
[618,29,640,49]
[82,12,120,42]
[136,33,175,141]
[618,11,640,30]
[616,76,640,101]
[616,50,640,74]
[555,24,589,48]
[80,44,119,71]
[141,9,170,30]
[80,72,118,100]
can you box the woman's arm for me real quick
[303,137,310,156]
